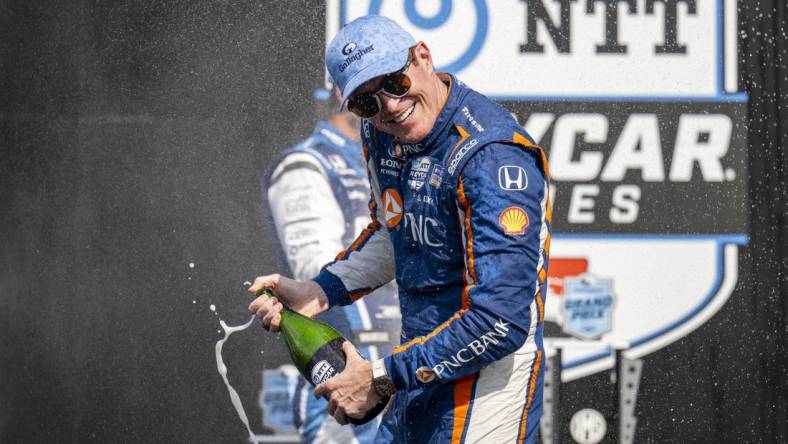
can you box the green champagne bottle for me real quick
[257,289,389,425]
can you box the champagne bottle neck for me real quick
[257,289,292,319]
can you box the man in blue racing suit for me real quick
[260,96,400,444]
[249,15,551,443]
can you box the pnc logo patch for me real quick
[499,207,529,235]
[383,189,403,228]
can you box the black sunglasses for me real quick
[347,51,413,118]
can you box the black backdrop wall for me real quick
[1,1,785,443]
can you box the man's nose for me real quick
[379,93,402,114]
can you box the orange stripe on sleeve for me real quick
[446,125,471,161]
[451,373,478,444]
[539,149,551,178]
[461,286,472,312]
[335,222,379,260]
[513,132,535,147]
[350,289,373,302]
[455,124,470,140]
[544,232,552,257]
[392,309,467,354]
[457,176,477,289]
[334,191,380,261]
[513,132,551,178]
[517,351,543,443]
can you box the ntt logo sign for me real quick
[333,0,742,99]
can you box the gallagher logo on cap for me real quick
[341,42,357,55]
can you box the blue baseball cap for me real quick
[325,15,416,111]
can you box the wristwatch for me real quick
[371,359,396,397]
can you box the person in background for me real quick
[259,87,400,444]
[250,14,551,443]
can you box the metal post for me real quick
[611,348,623,443]
[618,356,642,444]
[541,347,562,444]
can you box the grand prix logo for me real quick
[545,236,746,381]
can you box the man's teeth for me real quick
[393,105,415,123]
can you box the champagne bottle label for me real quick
[310,360,336,385]
[306,337,346,386]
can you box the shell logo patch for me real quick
[383,189,403,228]
[499,207,528,235]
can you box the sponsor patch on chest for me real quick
[429,164,444,188]
[383,189,403,228]
[408,157,432,190]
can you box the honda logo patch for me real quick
[498,166,528,191]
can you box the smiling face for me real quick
[350,42,448,143]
